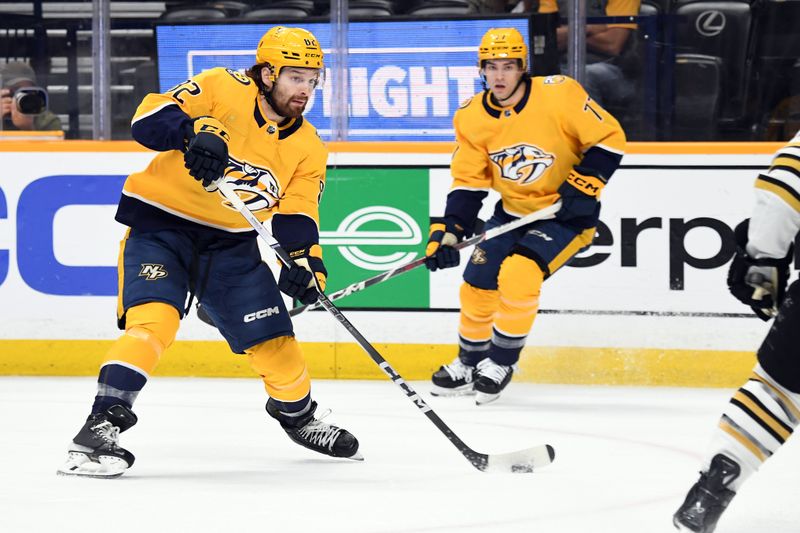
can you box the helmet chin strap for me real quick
[264,86,279,114]
[261,70,287,121]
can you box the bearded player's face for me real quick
[267,67,320,118]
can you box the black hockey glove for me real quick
[183,116,230,192]
[278,245,328,305]
[555,166,606,229]
[425,218,465,271]
[727,219,793,321]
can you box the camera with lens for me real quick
[13,87,48,115]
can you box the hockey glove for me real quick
[555,166,606,229]
[278,244,328,305]
[727,219,793,321]
[183,116,230,192]
[425,219,465,271]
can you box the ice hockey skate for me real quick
[673,453,740,532]
[267,399,363,460]
[57,404,138,478]
[474,358,514,405]
[431,356,477,396]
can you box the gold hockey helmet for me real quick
[256,26,324,82]
[478,28,528,71]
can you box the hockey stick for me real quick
[196,200,562,326]
[216,181,555,473]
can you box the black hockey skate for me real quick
[673,454,740,533]
[431,357,477,396]
[267,399,362,461]
[474,358,514,405]
[57,404,138,478]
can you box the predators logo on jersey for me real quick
[221,156,282,212]
[489,144,555,185]
[543,75,566,85]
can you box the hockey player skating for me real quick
[426,27,625,404]
[57,26,361,478]
[673,130,800,532]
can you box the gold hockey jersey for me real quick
[450,75,626,218]
[121,67,327,234]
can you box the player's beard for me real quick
[268,84,308,119]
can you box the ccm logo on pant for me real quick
[243,307,280,323]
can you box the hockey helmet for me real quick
[256,26,324,82]
[478,28,528,71]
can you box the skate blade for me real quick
[475,392,500,405]
[346,450,365,461]
[430,385,476,397]
[56,452,129,478]
[57,469,125,479]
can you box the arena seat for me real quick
[673,1,751,130]
[405,0,477,16]
[671,53,722,140]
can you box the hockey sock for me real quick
[246,335,311,414]
[458,335,490,366]
[269,393,313,420]
[706,364,800,491]
[489,253,543,365]
[92,302,179,414]
[489,327,528,366]
[92,362,148,414]
[458,282,499,344]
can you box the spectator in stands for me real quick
[540,0,640,111]
[0,62,62,131]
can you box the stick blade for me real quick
[475,444,555,473]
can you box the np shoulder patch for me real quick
[543,75,566,85]
[226,68,252,85]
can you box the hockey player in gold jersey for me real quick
[673,131,800,532]
[57,26,361,478]
[426,27,625,404]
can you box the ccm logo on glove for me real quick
[565,169,606,198]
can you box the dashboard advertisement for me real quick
[0,147,779,353]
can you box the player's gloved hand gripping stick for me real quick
[216,180,555,473]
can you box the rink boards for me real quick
[0,141,785,386]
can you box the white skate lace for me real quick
[91,420,121,446]
[298,409,342,451]
[476,359,510,384]
[443,358,473,382]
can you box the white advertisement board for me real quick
[0,148,778,352]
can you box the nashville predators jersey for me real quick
[449,75,625,219]
[121,67,327,235]
[749,129,800,259]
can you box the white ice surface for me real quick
[1,377,798,533]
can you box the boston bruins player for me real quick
[673,130,800,532]
[426,28,625,404]
[57,26,361,478]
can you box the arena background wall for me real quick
[0,141,785,386]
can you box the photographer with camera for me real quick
[1,62,61,132]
